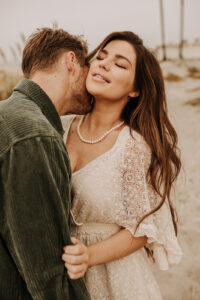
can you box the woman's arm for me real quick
[62,229,147,279]
[88,229,147,267]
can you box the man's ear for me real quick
[128,90,140,98]
[65,51,76,74]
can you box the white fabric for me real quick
[61,115,182,300]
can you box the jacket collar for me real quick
[14,78,64,136]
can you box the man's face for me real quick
[69,65,92,115]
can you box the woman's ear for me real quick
[128,90,140,98]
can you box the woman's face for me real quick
[86,40,138,102]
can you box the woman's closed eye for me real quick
[96,55,127,69]
[96,56,104,60]
[115,63,127,69]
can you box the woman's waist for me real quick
[70,222,121,235]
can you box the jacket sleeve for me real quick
[0,136,89,300]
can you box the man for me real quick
[0,28,91,299]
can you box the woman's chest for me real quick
[72,150,123,201]
[67,131,122,174]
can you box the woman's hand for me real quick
[62,229,147,279]
[62,237,90,279]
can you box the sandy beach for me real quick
[152,59,200,300]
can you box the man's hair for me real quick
[22,27,88,78]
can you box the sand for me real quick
[152,60,200,300]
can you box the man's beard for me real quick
[69,74,92,115]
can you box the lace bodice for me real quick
[61,115,182,271]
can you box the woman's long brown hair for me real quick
[87,31,181,236]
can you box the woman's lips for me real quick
[92,72,110,83]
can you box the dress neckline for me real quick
[64,115,128,176]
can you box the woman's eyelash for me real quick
[96,57,126,69]
[115,64,126,69]
[96,56,103,60]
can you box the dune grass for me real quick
[185,97,200,106]
[164,73,183,82]
[0,69,23,100]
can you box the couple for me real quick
[0,27,182,299]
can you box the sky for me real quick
[0,0,200,62]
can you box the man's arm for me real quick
[0,136,88,299]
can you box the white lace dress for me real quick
[61,115,182,300]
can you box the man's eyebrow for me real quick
[99,49,132,65]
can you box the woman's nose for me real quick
[98,59,110,71]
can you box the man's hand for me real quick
[62,237,90,279]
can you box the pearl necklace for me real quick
[77,115,124,144]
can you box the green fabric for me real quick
[0,79,90,300]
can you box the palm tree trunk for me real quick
[159,0,167,61]
[179,0,184,59]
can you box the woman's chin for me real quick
[86,88,103,99]
[86,86,114,101]
[86,82,106,97]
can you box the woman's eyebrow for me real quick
[115,54,132,66]
[98,49,108,56]
[99,49,132,65]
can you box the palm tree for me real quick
[179,0,184,59]
[159,0,167,61]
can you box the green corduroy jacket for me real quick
[0,79,90,300]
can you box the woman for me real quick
[61,31,182,299]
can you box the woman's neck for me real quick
[83,98,126,131]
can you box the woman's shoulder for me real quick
[122,126,151,155]
[119,126,152,167]
[61,114,77,131]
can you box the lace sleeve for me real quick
[118,133,182,270]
